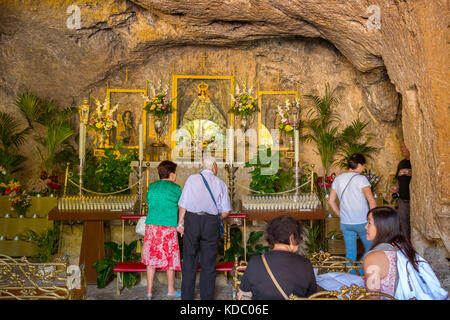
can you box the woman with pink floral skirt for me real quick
[142,160,182,300]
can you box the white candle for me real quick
[228,127,234,164]
[79,123,85,160]
[294,129,300,164]
[139,124,144,161]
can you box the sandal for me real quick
[167,290,181,299]
[145,294,152,300]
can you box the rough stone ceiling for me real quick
[130,0,385,72]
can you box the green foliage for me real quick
[274,167,294,193]
[92,240,140,289]
[65,148,101,195]
[18,227,60,262]
[0,112,31,173]
[244,146,281,193]
[304,224,326,256]
[336,119,378,169]
[15,90,77,176]
[221,228,269,262]
[95,142,138,193]
[36,119,75,175]
[15,90,42,128]
[302,83,341,177]
[299,164,319,194]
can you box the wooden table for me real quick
[48,208,135,285]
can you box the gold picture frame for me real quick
[170,73,235,160]
[105,83,148,149]
[257,83,299,151]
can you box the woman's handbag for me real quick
[261,254,289,300]
[136,216,146,236]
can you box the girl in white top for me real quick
[328,154,377,263]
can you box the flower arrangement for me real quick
[0,180,21,195]
[229,80,259,117]
[0,180,31,215]
[363,169,381,192]
[143,79,174,119]
[317,173,336,192]
[27,178,49,196]
[9,191,31,216]
[277,97,300,135]
[88,96,119,134]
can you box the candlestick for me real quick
[139,124,144,161]
[294,129,299,164]
[227,127,234,165]
[79,123,85,160]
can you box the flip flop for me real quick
[167,290,181,299]
[145,294,152,300]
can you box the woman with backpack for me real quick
[364,206,448,299]
[328,153,377,264]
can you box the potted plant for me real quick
[93,240,140,289]
[18,227,60,262]
[302,83,342,180]
[95,142,138,193]
[15,91,77,188]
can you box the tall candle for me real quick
[294,129,300,164]
[228,127,234,164]
[79,123,85,160]
[139,124,144,161]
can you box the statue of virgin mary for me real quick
[181,82,226,128]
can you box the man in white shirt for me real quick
[328,154,376,264]
[177,156,231,300]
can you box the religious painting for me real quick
[170,75,234,159]
[106,88,147,149]
[258,90,298,151]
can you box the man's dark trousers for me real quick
[181,212,219,300]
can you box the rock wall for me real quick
[0,0,448,267]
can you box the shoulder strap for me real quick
[261,254,289,300]
[340,173,359,199]
[199,173,219,213]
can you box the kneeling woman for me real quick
[238,215,317,300]
[142,160,182,299]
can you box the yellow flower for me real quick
[95,122,103,128]
[285,125,293,131]
[150,104,156,110]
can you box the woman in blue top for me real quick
[141,160,182,300]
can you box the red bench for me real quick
[113,261,235,273]
[113,215,241,295]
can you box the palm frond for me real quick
[0,112,31,150]
[0,148,27,173]
[15,91,42,128]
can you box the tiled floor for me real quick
[85,272,233,300]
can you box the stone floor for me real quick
[85,272,233,300]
